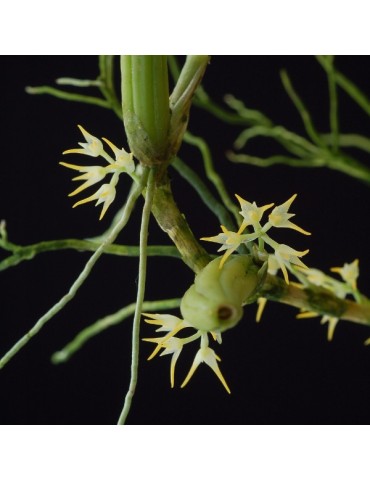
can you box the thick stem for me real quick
[151,178,211,273]
[121,56,170,165]
[261,274,370,327]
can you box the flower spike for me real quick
[60,125,136,219]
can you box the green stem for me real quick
[325,56,340,153]
[322,133,370,153]
[168,57,270,127]
[183,131,240,225]
[121,56,170,164]
[0,172,148,370]
[172,157,236,230]
[327,152,370,183]
[98,55,122,119]
[169,55,209,107]
[151,179,211,273]
[117,168,155,425]
[229,149,370,184]
[261,274,370,326]
[316,56,370,116]
[228,152,325,168]
[51,298,181,364]
[0,239,179,272]
[25,86,110,109]
[56,78,101,87]
[334,70,370,116]
[233,124,318,157]
[280,70,327,149]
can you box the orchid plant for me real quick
[1,55,370,424]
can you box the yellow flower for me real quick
[103,137,135,174]
[143,313,230,393]
[72,181,117,220]
[202,194,310,284]
[235,194,274,230]
[267,194,311,235]
[181,333,231,394]
[297,311,340,341]
[61,125,136,219]
[331,259,359,290]
[142,313,194,387]
[58,163,107,196]
[201,224,255,268]
[63,125,104,157]
[320,315,340,341]
[271,244,309,284]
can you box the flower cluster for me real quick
[202,193,311,284]
[60,125,135,220]
[143,194,312,392]
[142,313,231,393]
[296,259,360,340]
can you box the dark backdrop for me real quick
[1,56,370,424]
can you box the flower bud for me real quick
[180,255,266,332]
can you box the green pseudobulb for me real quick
[180,255,266,332]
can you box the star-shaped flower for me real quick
[103,137,135,174]
[201,224,255,268]
[267,194,311,235]
[142,313,196,387]
[60,125,136,219]
[143,314,230,392]
[271,244,309,284]
[72,181,117,220]
[58,163,107,196]
[63,125,104,157]
[181,333,231,394]
[331,259,359,290]
[235,194,274,230]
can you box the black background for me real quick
[1,56,370,425]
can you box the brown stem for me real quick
[151,175,211,273]
[262,274,370,326]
